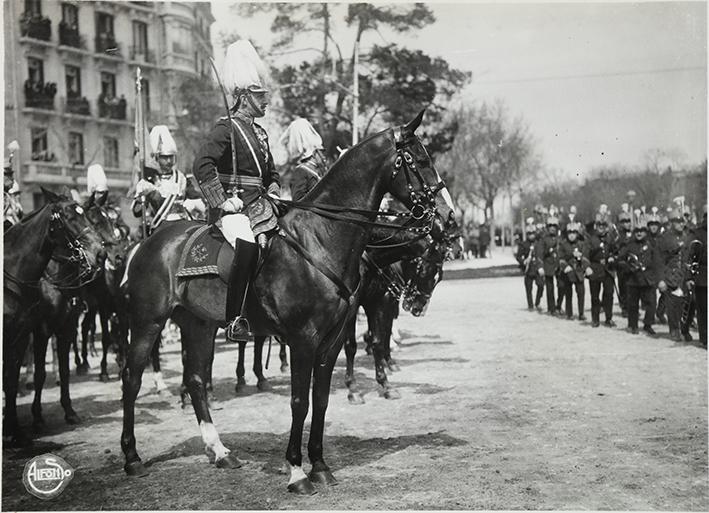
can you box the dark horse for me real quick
[120,112,455,493]
[345,235,447,403]
[29,204,128,428]
[3,189,105,445]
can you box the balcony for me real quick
[95,34,121,56]
[20,13,52,42]
[64,95,91,116]
[58,22,84,49]
[24,81,57,111]
[97,95,127,120]
[129,46,156,64]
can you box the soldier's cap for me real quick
[524,223,536,233]
[594,212,609,225]
[669,209,683,222]
[546,215,559,226]
[633,221,648,231]
[566,222,581,233]
[647,213,661,225]
[618,212,632,222]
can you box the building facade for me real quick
[4,0,214,210]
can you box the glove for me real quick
[564,265,573,274]
[267,182,281,197]
[537,268,545,277]
[135,179,156,196]
[585,267,593,277]
[220,197,243,213]
[658,280,668,293]
[671,287,684,298]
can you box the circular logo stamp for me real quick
[22,453,74,500]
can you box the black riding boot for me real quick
[225,239,258,342]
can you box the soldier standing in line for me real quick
[615,204,633,317]
[684,206,706,346]
[558,221,592,320]
[587,210,618,328]
[515,219,543,311]
[656,209,688,342]
[535,214,561,316]
[618,214,660,335]
[646,207,664,324]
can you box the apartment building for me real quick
[4,0,215,210]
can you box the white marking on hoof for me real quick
[199,421,230,462]
[153,371,168,393]
[287,463,308,485]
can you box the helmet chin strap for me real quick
[245,92,265,118]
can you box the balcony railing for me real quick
[58,22,84,49]
[24,81,57,110]
[95,34,121,55]
[97,96,127,120]
[20,13,52,41]
[129,46,156,63]
[65,95,91,116]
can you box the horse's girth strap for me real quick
[277,223,354,302]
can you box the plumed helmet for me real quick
[618,202,632,222]
[87,163,108,194]
[149,125,177,156]
[222,39,268,99]
[633,209,648,230]
[279,118,324,160]
[595,212,609,225]
[669,208,683,222]
[647,206,661,225]
[569,205,577,214]
[8,180,20,194]
[566,221,581,233]
[546,215,559,226]
[4,140,19,172]
[525,218,536,233]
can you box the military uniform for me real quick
[515,234,543,309]
[615,224,633,316]
[535,229,560,314]
[280,117,327,202]
[587,229,618,326]
[618,234,660,333]
[685,216,706,345]
[558,231,590,320]
[656,224,687,339]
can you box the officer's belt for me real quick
[218,174,263,192]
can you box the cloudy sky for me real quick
[210,1,707,178]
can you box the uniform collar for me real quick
[234,110,254,126]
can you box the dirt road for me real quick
[3,277,707,510]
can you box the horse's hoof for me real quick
[387,360,400,372]
[257,379,272,392]
[309,469,338,486]
[287,477,317,495]
[76,365,88,376]
[280,364,289,374]
[383,388,401,400]
[347,392,365,405]
[65,412,81,425]
[99,373,110,383]
[234,380,247,395]
[124,460,149,477]
[215,453,242,469]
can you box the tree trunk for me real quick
[488,199,496,250]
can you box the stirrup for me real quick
[226,316,253,342]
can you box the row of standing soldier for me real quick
[515,203,706,346]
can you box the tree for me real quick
[438,100,540,241]
[229,3,469,159]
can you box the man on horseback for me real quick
[192,39,281,342]
[132,125,188,235]
[4,140,23,230]
[86,163,109,208]
[280,118,328,201]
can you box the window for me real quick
[100,71,116,97]
[172,25,191,54]
[25,0,41,16]
[31,127,48,160]
[96,12,114,36]
[28,57,44,85]
[61,3,78,28]
[68,132,84,165]
[103,137,119,168]
[132,21,148,53]
[65,65,81,97]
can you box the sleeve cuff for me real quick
[199,175,227,209]
[267,182,281,196]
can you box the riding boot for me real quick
[225,238,258,342]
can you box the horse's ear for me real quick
[41,187,60,203]
[403,109,426,135]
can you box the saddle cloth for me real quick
[175,224,234,282]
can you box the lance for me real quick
[135,67,148,239]
[209,57,238,183]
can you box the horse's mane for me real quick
[14,202,49,225]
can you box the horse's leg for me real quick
[121,321,162,477]
[181,317,240,468]
[367,302,399,400]
[180,349,191,408]
[278,337,289,373]
[58,315,81,424]
[151,335,168,394]
[307,337,344,488]
[99,308,111,382]
[343,317,364,404]
[235,341,247,393]
[31,325,49,429]
[254,336,272,392]
[79,309,93,374]
[285,342,316,495]
[3,326,33,446]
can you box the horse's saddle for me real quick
[175,224,234,283]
